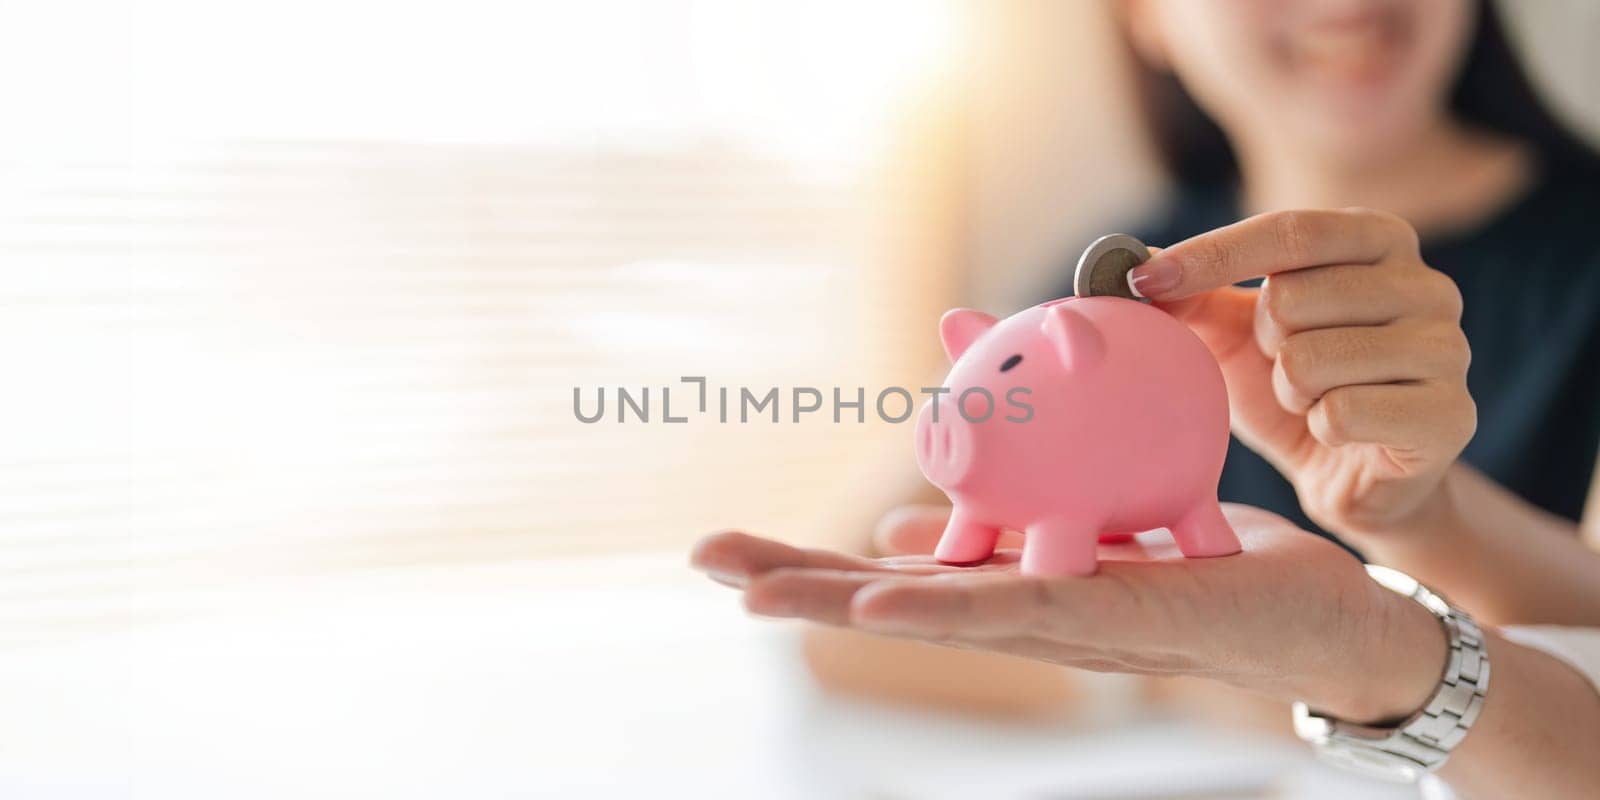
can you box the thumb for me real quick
[1158,287,1311,472]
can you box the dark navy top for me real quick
[1058,161,1600,546]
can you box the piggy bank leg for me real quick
[1170,501,1242,559]
[933,510,1002,566]
[1019,521,1100,576]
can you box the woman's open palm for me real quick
[691,503,1436,722]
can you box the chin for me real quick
[1289,88,1444,166]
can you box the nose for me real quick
[914,399,974,488]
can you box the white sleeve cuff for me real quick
[1499,625,1600,695]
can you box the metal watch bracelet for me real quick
[1292,564,1490,783]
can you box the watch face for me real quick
[1315,746,1424,783]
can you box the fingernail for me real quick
[706,570,745,588]
[1128,256,1181,299]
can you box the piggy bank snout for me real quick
[914,400,975,488]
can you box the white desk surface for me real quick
[0,555,1421,799]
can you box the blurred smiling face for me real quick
[1129,0,1476,163]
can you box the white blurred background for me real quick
[2,1,1598,797]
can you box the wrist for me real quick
[1358,466,1473,561]
[1398,465,1467,536]
[1307,581,1450,724]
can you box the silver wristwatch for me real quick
[1293,564,1490,783]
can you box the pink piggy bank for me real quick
[914,297,1241,576]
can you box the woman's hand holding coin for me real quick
[1125,209,1475,543]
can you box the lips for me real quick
[1292,16,1404,82]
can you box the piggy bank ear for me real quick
[939,308,998,362]
[1041,304,1106,371]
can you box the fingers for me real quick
[743,569,998,631]
[1271,322,1471,414]
[744,569,881,626]
[740,559,1141,643]
[691,530,1010,587]
[1307,383,1477,455]
[690,531,891,586]
[1250,261,1462,360]
[849,573,1044,638]
[745,565,1158,669]
[1254,263,1462,338]
[1131,208,1416,300]
[719,507,1362,693]
[851,570,1152,644]
[1148,209,1471,486]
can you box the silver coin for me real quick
[1073,233,1152,303]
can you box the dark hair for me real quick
[1125,1,1599,186]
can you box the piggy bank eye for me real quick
[999,354,1023,372]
